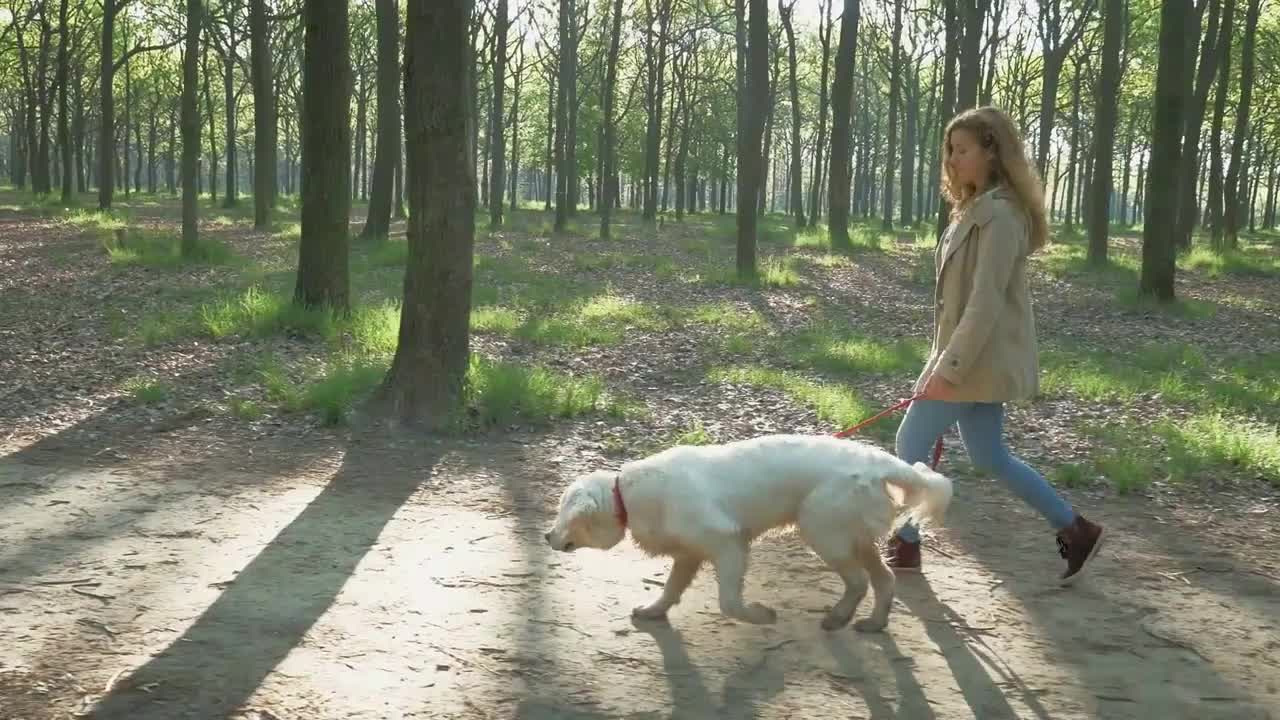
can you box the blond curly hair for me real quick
[941,106,1050,253]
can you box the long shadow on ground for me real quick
[85,428,438,719]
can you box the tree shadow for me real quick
[938,494,1279,717]
[821,628,930,720]
[83,427,437,719]
[632,618,784,719]
[0,351,340,586]
[895,575,1056,720]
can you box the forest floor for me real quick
[1,189,1279,720]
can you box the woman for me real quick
[887,106,1104,586]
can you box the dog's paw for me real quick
[631,604,669,621]
[853,617,888,633]
[743,602,778,625]
[820,610,854,631]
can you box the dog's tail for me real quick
[883,461,953,529]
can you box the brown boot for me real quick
[885,535,921,573]
[1056,515,1105,586]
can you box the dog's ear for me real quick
[565,487,599,516]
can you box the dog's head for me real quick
[544,470,626,552]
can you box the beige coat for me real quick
[914,187,1039,403]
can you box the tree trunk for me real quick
[807,0,832,226]
[182,0,203,257]
[956,0,985,111]
[1087,0,1123,265]
[642,0,672,223]
[98,0,118,209]
[1222,0,1260,250]
[566,5,581,217]
[55,0,72,203]
[1064,63,1081,231]
[1140,0,1192,302]
[935,0,958,238]
[295,0,352,312]
[361,0,399,238]
[251,0,277,228]
[510,45,524,212]
[1175,0,1222,251]
[203,41,218,203]
[780,1,804,227]
[882,0,902,230]
[1207,0,1234,248]
[380,0,476,429]
[554,0,575,231]
[827,0,860,250]
[600,0,625,239]
[488,0,509,228]
[222,9,239,207]
[737,0,769,279]
[1120,109,1135,224]
[980,0,1003,104]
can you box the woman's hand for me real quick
[921,373,958,401]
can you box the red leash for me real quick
[832,392,944,470]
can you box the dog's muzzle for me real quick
[543,532,574,552]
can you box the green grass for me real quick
[695,255,803,288]
[1080,410,1280,491]
[1182,245,1280,278]
[670,420,714,446]
[1050,462,1090,489]
[686,302,768,332]
[788,323,926,377]
[471,292,675,348]
[708,365,889,441]
[199,286,339,341]
[228,397,265,420]
[1038,243,1139,282]
[122,376,170,404]
[1161,412,1280,485]
[63,208,128,232]
[104,228,237,268]
[1040,342,1280,422]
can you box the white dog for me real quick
[544,433,952,632]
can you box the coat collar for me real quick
[937,186,1008,281]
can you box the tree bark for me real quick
[1140,0,1192,302]
[1207,0,1234,248]
[295,0,352,312]
[98,0,117,209]
[1035,0,1095,177]
[182,0,203,257]
[362,0,400,238]
[808,0,833,227]
[554,0,574,231]
[600,0,625,239]
[956,0,986,111]
[380,0,477,429]
[488,0,509,228]
[57,0,72,203]
[222,3,239,207]
[737,0,769,278]
[251,0,277,228]
[1175,0,1222,251]
[1087,0,1124,265]
[780,0,804,227]
[1222,0,1260,250]
[827,0,860,250]
[935,0,958,238]
[882,0,903,230]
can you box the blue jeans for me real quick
[894,399,1076,542]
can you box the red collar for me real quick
[612,474,628,528]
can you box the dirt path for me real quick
[3,427,1277,720]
